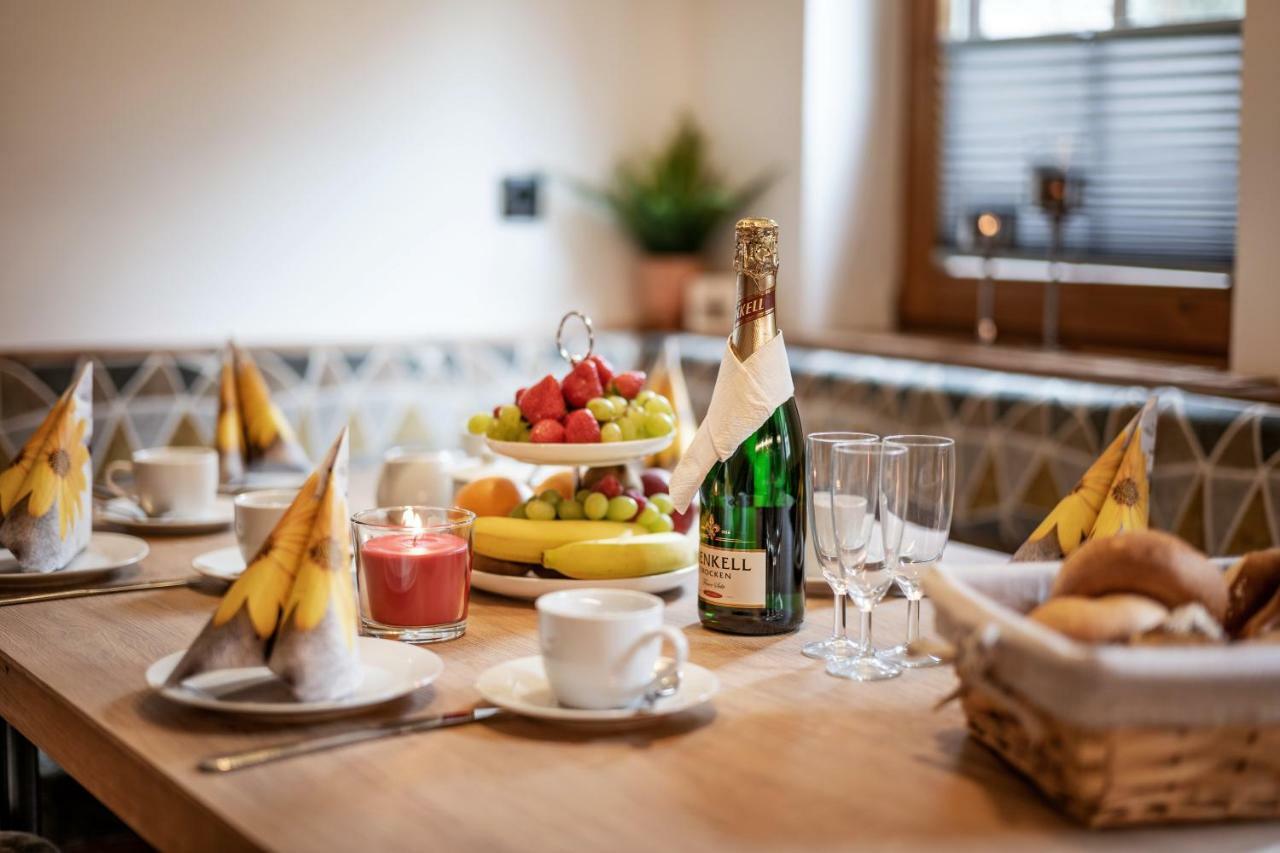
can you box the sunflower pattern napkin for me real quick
[1012,397,1157,562]
[167,428,360,701]
[216,343,310,486]
[0,363,94,573]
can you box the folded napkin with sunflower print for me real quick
[216,342,310,487]
[1013,397,1157,562]
[0,363,93,572]
[168,427,360,701]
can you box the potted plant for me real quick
[577,118,772,329]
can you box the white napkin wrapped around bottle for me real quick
[668,333,795,513]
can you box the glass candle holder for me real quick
[351,506,475,644]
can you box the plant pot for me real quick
[636,254,703,330]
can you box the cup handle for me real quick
[103,460,134,500]
[646,624,689,672]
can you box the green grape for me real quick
[618,417,640,441]
[538,489,562,506]
[607,395,628,412]
[557,499,584,520]
[525,499,556,521]
[508,502,528,519]
[467,413,493,435]
[635,390,655,404]
[606,495,638,522]
[600,422,623,443]
[485,420,504,440]
[643,396,674,416]
[635,504,660,527]
[650,493,674,514]
[586,397,616,422]
[644,412,674,437]
[498,404,523,427]
[574,489,592,503]
[647,512,675,533]
[583,492,609,520]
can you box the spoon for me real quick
[641,660,682,712]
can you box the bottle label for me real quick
[734,289,776,328]
[698,544,767,608]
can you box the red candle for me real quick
[359,532,471,627]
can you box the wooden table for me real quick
[0,520,1276,851]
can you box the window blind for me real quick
[937,23,1241,268]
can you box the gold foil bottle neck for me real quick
[733,217,779,281]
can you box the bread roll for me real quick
[1027,594,1168,644]
[1051,530,1227,622]
[1241,586,1280,640]
[1224,548,1280,637]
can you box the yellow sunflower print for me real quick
[281,472,355,644]
[0,396,90,539]
[1089,425,1150,540]
[1024,419,1131,557]
[235,353,298,456]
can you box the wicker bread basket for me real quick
[924,560,1280,828]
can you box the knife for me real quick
[0,577,195,607]
[199,706,504,773]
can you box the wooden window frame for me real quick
[898,0,1233,365]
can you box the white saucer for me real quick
[146,636,443,722]
[191,545,246,582]
[471,564,695,601]
[475,655,718,724]
[218,471,309,496]
[96,497,234,535]
[484,433,673,467]
[0,533,150,590]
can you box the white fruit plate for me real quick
[484,433,673,467]
[471,564,695,601]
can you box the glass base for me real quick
[362,617,466,644]
[825,654,902,682]
[801,636,863,660]
[877,643,944,668]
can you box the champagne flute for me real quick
[801,432,879,660]
[825,441,906,682]
[878,435,955,668]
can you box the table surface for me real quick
[0,485,1277,852]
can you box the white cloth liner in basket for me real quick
[924,559,1280,730]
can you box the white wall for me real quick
[0,0,694,349]
[1233,1,1280,377]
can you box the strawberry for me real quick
[561,360,603,410]
[530,419,565,443]
[564,409,601,443]
[518,374,566,424]
[515,387,527,405]
[611,370,646,400]
[587,355,615,387]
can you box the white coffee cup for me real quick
[375,447,455,508]
[233,489,297,562]
[536,588,688,710]
[104,447,217,518]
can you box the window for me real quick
[901,0,1246,362]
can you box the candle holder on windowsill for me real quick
[1031,166,1085,350]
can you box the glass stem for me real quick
[906,596,921,645]
[831,593,846,641]
[858,606,872,657]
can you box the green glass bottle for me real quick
[698,218,806,635]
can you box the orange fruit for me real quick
[455,477,530,517]
[534,470,577,501]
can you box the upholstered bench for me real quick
[1,333,1275,556]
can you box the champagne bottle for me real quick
[698,218,806,635]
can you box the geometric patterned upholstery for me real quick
[2,333,1276,556]
[674,334,1280,556]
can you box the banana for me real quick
[542,532,696,580]
[472,517,643,564]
